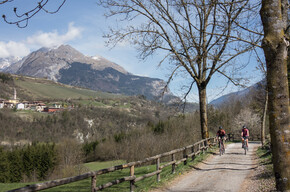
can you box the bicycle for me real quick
[218,137,225,156]
[242,138,248,155]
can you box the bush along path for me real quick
[150,142,261,192]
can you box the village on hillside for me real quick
[0,88,72,112]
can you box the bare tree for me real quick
[1,0,66,28]
[233,108,260,134]
[254,49,268,147]
[98,0,262,139]
[260,0,290,191]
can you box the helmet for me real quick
[219,126,223,129]
[242,125,246,129]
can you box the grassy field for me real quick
[14,76,121,100]
[0,148,216,192]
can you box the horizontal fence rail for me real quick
[227,133,261,142]
[9,137,217,192]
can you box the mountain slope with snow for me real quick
[1,45,176,101]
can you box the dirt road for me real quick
[151,142,260,192]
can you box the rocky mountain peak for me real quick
[3,44,128,81]
[0,44,177,101]
[0,56,21,71]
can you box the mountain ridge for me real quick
[209,79,266,107]
[1,44,177,101]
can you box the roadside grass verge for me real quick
[254,143,276,191]
[1,147,217,192]
[256,144,274,177]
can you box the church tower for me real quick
[14,87,17,100]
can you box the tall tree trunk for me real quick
[260,0,290,190]
[198,85,209,139]
[261,90,268,147]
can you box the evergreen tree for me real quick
[0,147,10,183]
[8,149,23,182]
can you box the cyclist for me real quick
[216,126,226,149]
[241,125,250,148]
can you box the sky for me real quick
[0,0,264,102]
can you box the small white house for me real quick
[52,103,61,108]
[16,103,25,110]
[36,103,46,112]
[0,102,4,109]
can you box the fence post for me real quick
[156,158,161,182]
[198,143,201,155]
[183,148,187,165]
[191,146,195,161]
[130,165,135,192]
[91,174,96,192]
[172,153,176,174]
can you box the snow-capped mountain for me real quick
[3,45,128,81]
[0,56,21,71]
[2,44,176,101]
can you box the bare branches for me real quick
[99,0,262,99]
[0,0,12,5]
[215,69,245,87]
[1,0,66,28]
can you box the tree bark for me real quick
[260,0,290,190]
[198,85,209,139]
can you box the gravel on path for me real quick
[150,142,260,192]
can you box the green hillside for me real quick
[13,75,123,100]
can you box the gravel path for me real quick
[150,142,260,192]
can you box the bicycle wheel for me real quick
[244,145,247,155]
[219,141,222,156]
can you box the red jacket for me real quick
[217,129,226,136]
[242,128,249,137]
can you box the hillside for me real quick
[13,75,122,100]
[0,73,127,101]
[0,73,179,144]
[209,80,266,107]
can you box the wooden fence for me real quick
[227,133,261,142]
[8,137,216,192]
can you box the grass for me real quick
[256,144,273,171]
[75,99,107,107]
[84,160,126,171]
[254,143,276,191]
[1,147,216,192]
[14,77,121,100]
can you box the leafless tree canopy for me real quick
[1,0,66,28]
[99,0,262,138]
[99,0,262,90]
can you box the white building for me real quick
[16,103,25,110]
[36,103,46,112]
[0,102,4,109]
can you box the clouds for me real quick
[26,23,82,48]
[0,23,82,58]
[0,41,30,58]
